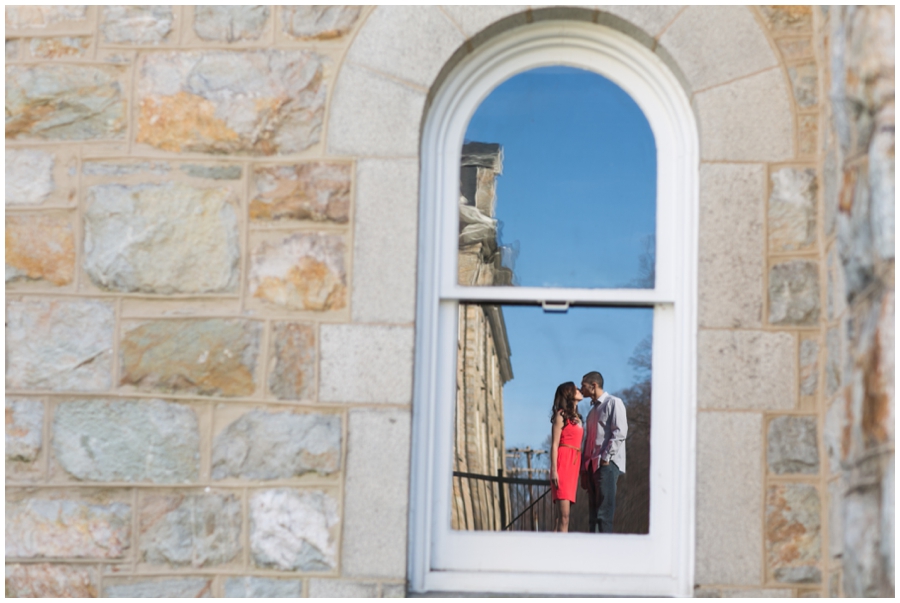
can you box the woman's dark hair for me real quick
[551,382,582,425]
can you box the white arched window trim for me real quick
[410,20,698,597]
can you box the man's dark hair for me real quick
[583,371,604,389]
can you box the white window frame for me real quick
[410,20,698,597]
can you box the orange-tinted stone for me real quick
[6,213,75,286]
[137,91,240,154]
[250,163,351,223]
[5,564,98,597]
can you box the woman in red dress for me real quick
[549,381,584,532]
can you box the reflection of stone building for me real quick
[452,143,514,530]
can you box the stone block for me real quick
[53,399,200,483]
[825,250,845,322]
[104,577,212,598]
[342,409,411,578]
[320,325,414,404]
[268,322,317,401]
[250,162,351,224]
[212,409,341,480]
[5,6,88,30]
[140,491,242,567]
[696,412,763,585]
[698,163,765,328]
[5,148,71,206]
[120,318,261,397]
[83,182,240,294]
[799,114,818,157]
[758,6,813,33]
[6,212,75,286]
[825,327,842,396]
[438,6,527,37]
[828,479,844,559]
[100,5,174,45]
[698,330,796,411]
[6,495,131,558]
[598,6,685,38]
[382,583,406,597]
[309,579,379,598]
[179,163,241,180]
[694,587,793,597]
[353,159,419,323]
[695,68,793,161]
[768,260,821,326]
[800,336,820,398]
[767,415,819,474]
[823,394,845,474]
[769,167,817,252]
[788,62,819,108]
[5,564,98,597]
[249,232,348,312]
[6,38,19,60]
[136,50,325,155]
[346,6,464,88]
[327,62,426,157]
[6,64,127,140]
[30,36,91,59]
[224,576,302,598]
[659,6,777,92]
[6,297,114,392]
[6,398,43,462]
[776,37,814,61]
[194,6,269,42]
[83,160,171,177]
[767,483,822,583]
[250,489,339,571]
[842,484,885,596]
[282,6,361,40]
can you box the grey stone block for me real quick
[6,298,115,392]
[695,68,793,161]
[698,330,796,411]
[6,398,43,462]
[439,6,527,37]
[320,325,414,404]
[800,337,820,397]
[346,6,464,88]
[101,6,174,45]
[104,577,212,598]
[53,399,200,483]
[308,579,379,598]
[281,6,361,40]
[193,6,269,42]
[352,159,419,324]
[212,409,341,480]
[224,576,302,598]
[788,62,819,108]
[250,489,339,571]
[341,409,411,578]
[696,411,763,584]
[768,260,821,326]
[382,583,406,597]
[140,492,242,567]
[326,62,426,157]
[698,163,766,328]
[5,149,55,205]
[767,415,819,474]
[599,5,685,38]
[769,168,818,253]
[659,6,777,91]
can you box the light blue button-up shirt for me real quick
[583,391,628,473]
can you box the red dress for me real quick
[552,419,583,503]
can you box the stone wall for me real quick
[6,6,409,597]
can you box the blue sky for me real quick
[463,66,657,450]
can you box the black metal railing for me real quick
[452,470,554,531]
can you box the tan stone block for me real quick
[268,322,317,401]
[799,114,818,157]
[327,62,426,157]
[28,35,92,59]
[758,6,813,34]
[346,6,464,88]
[659,6,777,92]
[248,232,348,313]
[6,490,131,558]
[281,6,361,40]
[250,163,351,224]
[120,318,262,397]
[698,329,796,411]
[6,213,75,287]
[698,163,766,328]
[136,50,325,155]
[695,67,794,162]
[766,483,822,583]
[6,64,127,141]
[5,564,98,597]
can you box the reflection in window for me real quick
[452,302,652,534]
[458,66,657,289]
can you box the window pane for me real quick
[458,66,657,288]
[452,304,652,534]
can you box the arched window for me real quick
[410,20,698,596]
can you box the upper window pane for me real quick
[458,66,657,289]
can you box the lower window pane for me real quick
[452,304,652,534]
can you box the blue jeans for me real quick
[588,461,620,533]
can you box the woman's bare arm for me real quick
[550,412,563,488]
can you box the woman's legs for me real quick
[557,499,571,532]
